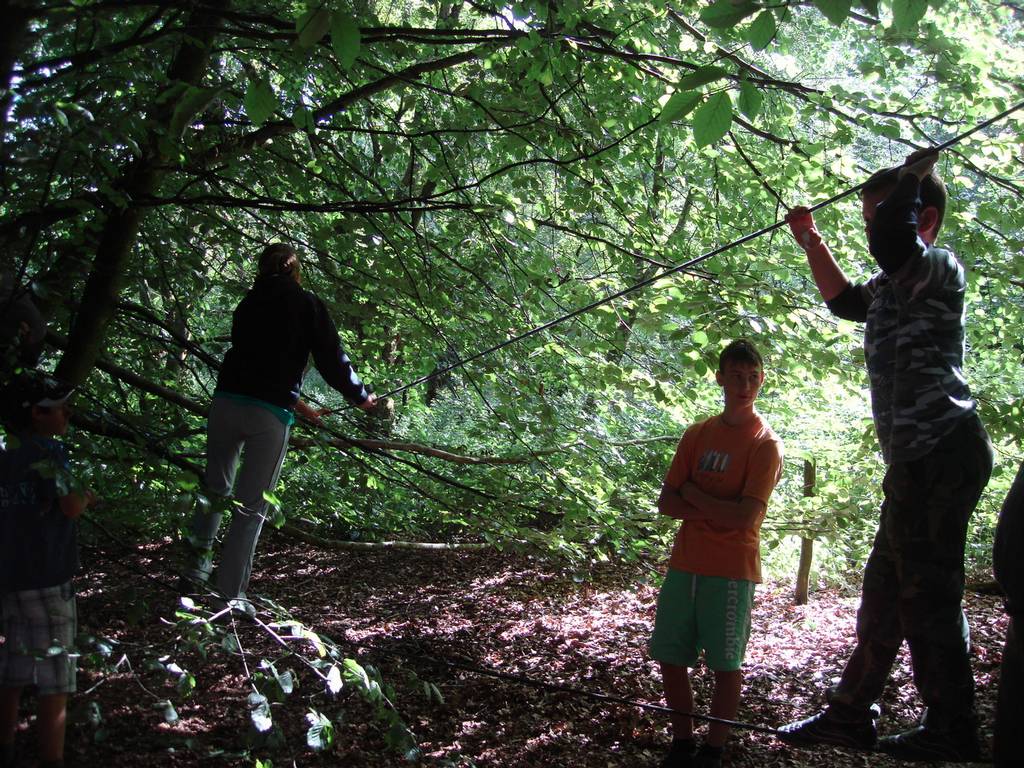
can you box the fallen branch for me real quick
[279,521,490,551]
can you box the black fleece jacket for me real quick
[215,275,369,409]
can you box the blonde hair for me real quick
[257,243,301,281]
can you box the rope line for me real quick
[364,99,1024,407]
[412,646,783,736]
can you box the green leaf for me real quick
[813,0,853,25]
[693,330,709,345]
[249,692,272,733]
[331,12,361,70]
[746,11,776,50]
[169,85,222,140]
[659,91,701,124]
[296,7,331,49]
[737,80,763,119]
[692,91,733,148]
[699,0,758,28]
[291,105,315,133]
[276,670,295,696]
[891,0,928,30]
[244,78,277,126]
[326,665,343,695]
[342,658,371,691]
[384,720,419,758]
[874,120,902,139]
[306,710,334,751]
[677,65,728,91]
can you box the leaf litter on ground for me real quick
[22,531,1007,767]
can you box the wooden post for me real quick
[795,458,815,606]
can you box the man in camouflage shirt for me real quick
[777,149,994,762]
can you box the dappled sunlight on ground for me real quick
[33,532,1007,767]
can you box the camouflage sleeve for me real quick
[825,282,869,322]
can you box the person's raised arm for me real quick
[785,206,869,323]
[867,150,938,275]
[785,207,851,301]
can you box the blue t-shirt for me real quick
[0,434,78,591]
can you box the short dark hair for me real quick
[862,164,947,234]
[718,339,763,372]
[257,243,301,281]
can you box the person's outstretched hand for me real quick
[899,148,939,181]
[785,206,823,250]
[358,393,379,411]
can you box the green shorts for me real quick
[649,569,755,672]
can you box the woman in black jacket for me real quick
[185,243,376,609]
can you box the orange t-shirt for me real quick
[664,413,783,583]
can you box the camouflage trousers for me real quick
[830,415,993,726]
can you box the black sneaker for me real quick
[692,744,723,768]
[878,724,981,762]
[777,708,877,750]
[659,737,696,768]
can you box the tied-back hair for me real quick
[257,243,301,282]
[862,164,947,234]
[718,338,763,372]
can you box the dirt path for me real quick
[11,532,1005,767]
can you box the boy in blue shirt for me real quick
[0,374,94,768]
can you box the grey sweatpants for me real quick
[189,396,290,600]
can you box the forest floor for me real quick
[8,530,1009,767]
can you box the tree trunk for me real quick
[280,521,489,552]
[55,1,229,386]
[795,458,815,605]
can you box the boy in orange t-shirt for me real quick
[650,339,783,768]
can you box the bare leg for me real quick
[707,670,743,748]
[660,662,694,740]
[35,693,67,763]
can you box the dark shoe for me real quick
[659,737,696,768]
[778,708,877,750]
[878,724,980,762]
[692,744,723,768]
